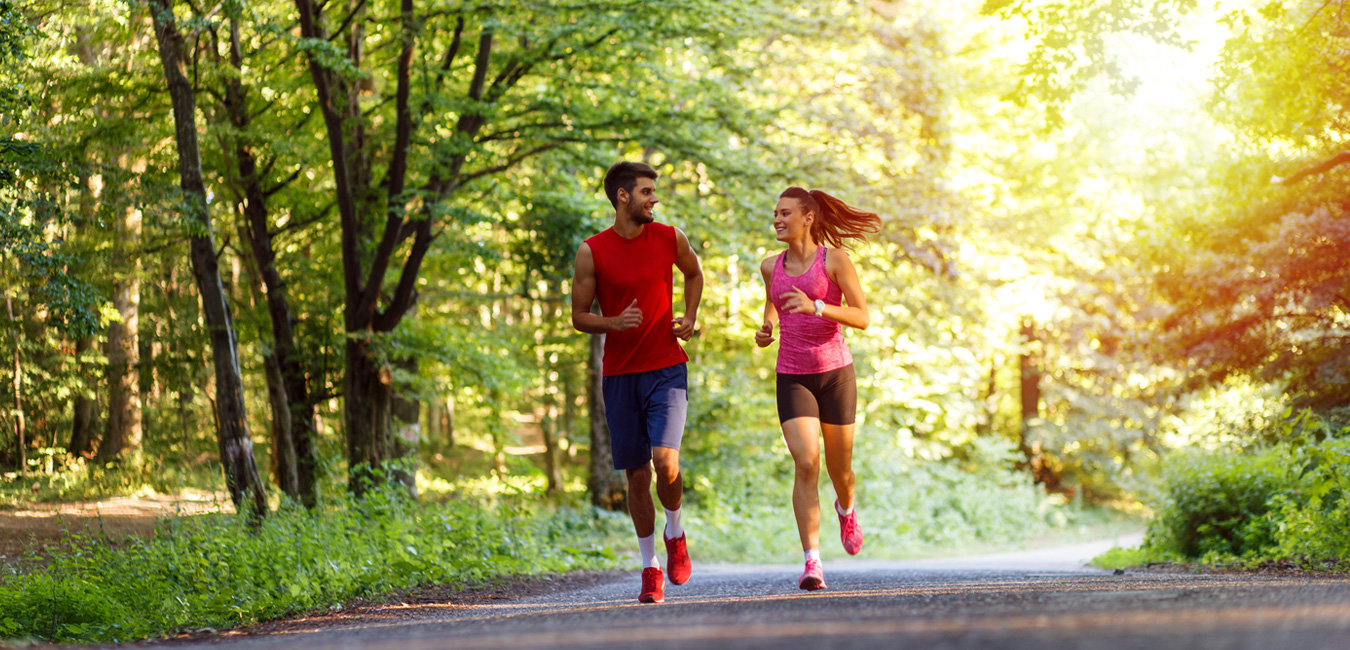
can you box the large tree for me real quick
[292,0,789,494]
[148,0,269,517]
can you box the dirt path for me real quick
[0,492,233,560]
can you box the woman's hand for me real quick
[778,286,815,315]
[755,320,776,348]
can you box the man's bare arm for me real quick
[572,243,641,334]
[672,228,703,340]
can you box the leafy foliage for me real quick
[0,489,618,643]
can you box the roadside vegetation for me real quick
[0,483,622,644]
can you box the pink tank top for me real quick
[771,246,852,374]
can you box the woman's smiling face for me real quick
[773,197,813,242]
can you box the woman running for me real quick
[755,186,880,590]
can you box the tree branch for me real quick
[326,0,370,42]
[454,142,562,186]
[272,202,335,238]
[264,167,305,197]
[1274,150,1350,186]
[435,16,465,91]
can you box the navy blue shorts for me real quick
[602,363,688,470]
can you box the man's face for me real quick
[621,177,659,223]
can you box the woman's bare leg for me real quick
[820,423,856,510]
[782,417,823,551]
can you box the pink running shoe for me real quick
[837,499,863,555]
[664,533,691,585]
[798,557,826,591]
[639,567,665,603]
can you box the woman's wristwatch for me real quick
[814,299,826,316]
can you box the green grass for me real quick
[0,487,620,644]
[1090,545,1174,570]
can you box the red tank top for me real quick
[586,222,689,376]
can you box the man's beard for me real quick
[629,204,655,223]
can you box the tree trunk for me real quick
[563,358,578,463]
[441,394,455,448]
[68,334,98,457]
[587,307,625,510]
[390,356,420,497]
[263,345,300,499]
[975,355,997,438]
[150,0,268,519]
[1018,317,1048,485]
[68,170,100,458]
[223,14,319,508]
[96,201,141,462]
[238,218,300,504]
[295,0,425,497]
[540,288,563,494]
[6,289,25,477]
[541,392,562,495]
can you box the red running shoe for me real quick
[664,533,691,585]
[639,567,665,603]
[837,500,864,555]
[798,557,827,591]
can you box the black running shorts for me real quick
[776,364,857,425]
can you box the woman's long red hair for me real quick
[779,187,881,250]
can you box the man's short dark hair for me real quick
[603,161,658,208]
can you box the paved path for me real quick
[138,534,1350,650]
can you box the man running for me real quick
[571,161,703,603]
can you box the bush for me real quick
[1145,449,1291,560]
[1130,412,1350,567]
[1266,437,1350,560]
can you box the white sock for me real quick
[638,533,660,569]
[663,507,684,539]
[805,548,821,564]
[835,500,853,516]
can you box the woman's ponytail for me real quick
[779,187,881,250]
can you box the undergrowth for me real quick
[0,487,619,644]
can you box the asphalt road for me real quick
[138,536,1350,650]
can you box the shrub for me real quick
[1145,449,1291,560]
[1266,437,1350,560]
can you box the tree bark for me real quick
[540,288,564,494]
[262,351,299,498]
[390,356,420,498]
[6,288,24,477]
[68,334,98,457]
[541,392,562,495]
[587,305,624,510]
[96,200,141,462]
[1018,317,1049,486]
[975,355,997,438]
[68,171,99,457]
[238,233,300,499]
[150,0,268,519]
